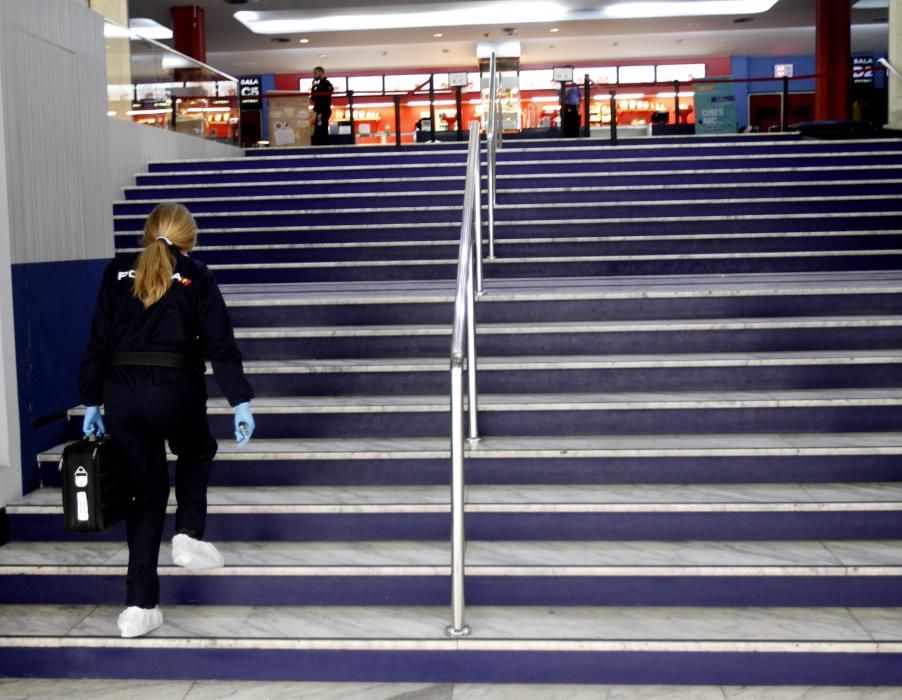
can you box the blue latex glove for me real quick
[83,406,106,437]
[234,401,254,446]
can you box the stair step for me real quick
[1,603,901,684]
[3,540,902,606]
[10,483,902,542]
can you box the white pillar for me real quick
[889,0,902,130]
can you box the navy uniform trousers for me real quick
[103,365,218,609]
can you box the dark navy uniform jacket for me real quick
[311,77,334,113]
[79,248,254,408]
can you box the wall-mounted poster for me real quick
[694,78,736,135]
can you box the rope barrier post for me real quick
[583,73,591,138]
[781,76,790,132]
[609,90,618,146]
[347,90,356,145]
[673,80,680,133]
[393,94,402,150]
[429,74,437,142]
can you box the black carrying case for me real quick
[60,435,128,533]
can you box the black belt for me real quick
[110,352,193,369]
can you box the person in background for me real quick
[311,65,334,145]
[79,202,255,639]
[562,81,581,138]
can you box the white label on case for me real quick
[76,491,89,521]
[74,466,88,488]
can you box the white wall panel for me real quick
[0,0,113,264]
[0,11,23,509]
[109,119,242,202]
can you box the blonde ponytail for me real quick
[132,203,198,308]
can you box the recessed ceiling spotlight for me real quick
[224,0,248,4]
[319,53,327,58]
[442,48,450,53]
[433,32,444,37]
[733,17,753,23]
[299,38,310,43]
[270,37,290,43]
[550,27,560,32]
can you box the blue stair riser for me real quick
[149,154,469,172]
[114,194,466,216]
[164,235,902,267]
[227,293,902,327]
[2,646,902,685]
[123,169,902,200]
[10,509,902,542]
[496,183,902,205]
[234,326,902,361]
[35,454,902,489]
[495,152,902,173]
[136,165,468,186]
[4,573,902,607]
[2,646,901,685]
[114,197,902,222]
[116,226,460,249]
[207,364,902,397]
[125,179,468,200]
[208,255,902,284]
[62,404,902,439]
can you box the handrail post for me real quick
[673,80,680,133]
[487,53,498,260]
[455,86,463,142]
[348,89,356,145]
[446,357,470,638]
[466,246,479,443]
[393,95,402,149]
[609,90,618,146]
[583,73,591,138]
[429,74,437,142]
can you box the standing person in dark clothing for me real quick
[310,65,334,145]
[79,202,255,638]
[562,81,581,138]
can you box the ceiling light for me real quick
[603,1,778,19]
[299,38,310,43]
[433,32,444,38]
[853,0,889,8]
[550,27,560,32]
[319,53,328,58]
[129,18,173,40]
[235,2,568,34]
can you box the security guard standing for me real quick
[311,65,334,146]
[79,202,255,638]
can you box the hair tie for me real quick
[156,236,173,246]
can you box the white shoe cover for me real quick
[171,533,225,570]
[117,606,163,638]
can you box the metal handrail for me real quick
[446,122,483,638]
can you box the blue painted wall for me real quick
[12,258,108,492]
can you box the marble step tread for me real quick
[5,680,901,700]
[3,539,902,573]
[233,315,902,339]
[3,603,902,650]
[11,483,902,515]
[221,270,902,307]
[35,432,902,464]
[114,178,902,206]
[62,388,902,416]
[231,350,902,374]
